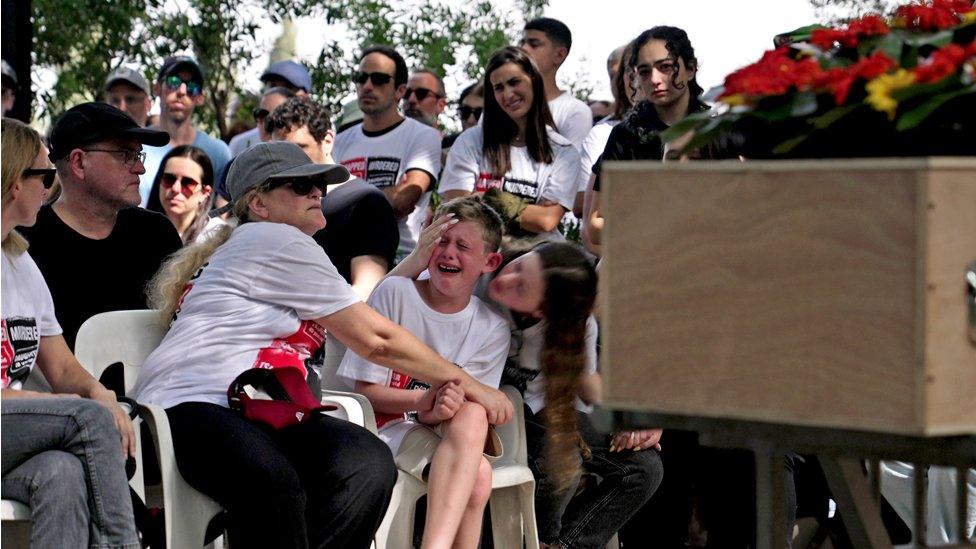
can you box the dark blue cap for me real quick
[261,60,312,93]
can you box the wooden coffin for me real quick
[600,158,976,436]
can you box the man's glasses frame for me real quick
[404,87,442,102]
[163,75,203,97]
[22,168,58,189]
[353,71,395,87]
[82,148,147,167]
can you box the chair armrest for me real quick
[322,389,378,434]
[494,386,528,467]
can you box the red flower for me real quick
[811,14,890,49]
[812,52,896,104]
[914,43,976,83]
[895,0,972,30]
[721,46,827,100]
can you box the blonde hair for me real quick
[148,186,266,321]
[1,119,45,256]
[434,195,504,252]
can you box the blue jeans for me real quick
[1,397,139,549]
[526,406,664,549]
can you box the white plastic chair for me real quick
[880,461,976,545]
[75,309,379,549]
[372,386,540,549]
[75,309,224,549]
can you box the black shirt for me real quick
[20,206,182,349]
[593,98,713,192]
[313,178,399,283]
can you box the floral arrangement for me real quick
[667,0,976,158]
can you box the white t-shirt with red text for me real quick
[332,118,442,258]
[1,250,62,390]
[337,275,508,453]
[131,222,361,409]
[439,126,580,237]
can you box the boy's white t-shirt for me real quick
[503,315,599,414]
[337,275,509,453]
[439,126,580,237]
[332,118,442,258]
[1,250,62,390]
[576,117,620,193]
[548,92,594,150]
[131,222,361,409]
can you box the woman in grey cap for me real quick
[131,141,513,548]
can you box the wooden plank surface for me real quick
[601,159,975,435]
[922,167,976,434]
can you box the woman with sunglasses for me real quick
[2,118,139,548]
[131,141,513,549]
[439,46,579,241]
[146,145,225,245]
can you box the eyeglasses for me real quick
[353,71,394,87]
[160,172,203,196]
[163,75,203,97]
[268,177,327,196]
[252,108,270,121]
[83,148,147,167]
[458,105,483,121]
[22,168,58,189]
[404,87,441,101]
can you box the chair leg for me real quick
[375,471,425,549]
[491,483,541,549]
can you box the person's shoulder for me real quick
[471,294,509,329]
[547,129,574,149]
[118,206,174,229]
[334,123,362,146]
[402,117,441,139]
[372,275,414,301]
[18,205,58,236]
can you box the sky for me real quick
[281,0,820,103]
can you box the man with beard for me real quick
[402,69,446,129]
[138,56,231,206]
[332,45,441,262]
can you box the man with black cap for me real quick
[2,59,17,116]
[103,66,153,127]
[228,60,312,156]
[139,55,232,206]
[20,102,182,349]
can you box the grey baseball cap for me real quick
[105,66,151,96]
[225,141,349,203]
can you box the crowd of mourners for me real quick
[3,16,864,549]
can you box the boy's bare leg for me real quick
[452,457,492,549]
[422,401,491,549]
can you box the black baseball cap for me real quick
[158,56,204,86]
[48,102,169,161]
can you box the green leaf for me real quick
[896,87,976,131]
[679,117,737,153]
[904,29,954,48]
[660,112,711,143]
[811,102,861,129]
[874,33,905,61]
[891,78,955,102]
[754,92,819,121]
[772,133,811,155]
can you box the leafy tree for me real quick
[809,0,901,23]
[32,0,553,137]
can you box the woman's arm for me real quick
[519,202,566,234]
[581,174,603,254]
[34,335,136,457]
[579,372,602,405]
[318,303,513,425]
[355,380,434,415]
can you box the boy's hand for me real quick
[397,213,459,279]
[418,380,464,425]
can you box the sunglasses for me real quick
[22,168,58,189]
[160,172,203,196]
[269,177,327,196]
[163,75,203,97]
[252,108,270,121]
[404,87,441,101]
[353,71,394,87]
[458,105,483,120]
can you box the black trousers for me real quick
[167,402,397,549]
